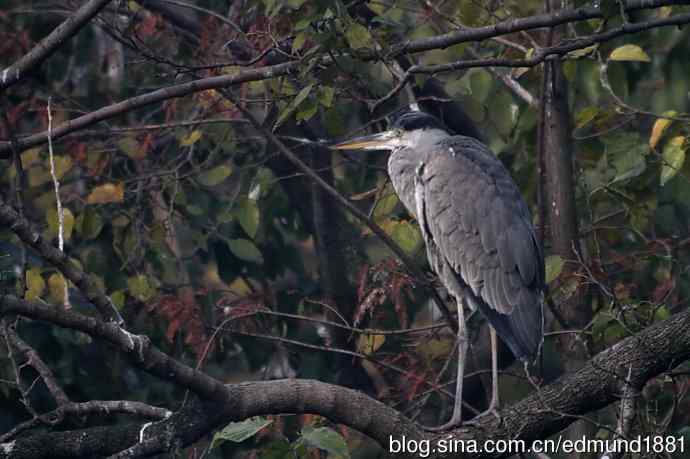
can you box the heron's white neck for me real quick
[397,128,451,152]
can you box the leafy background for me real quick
[1,1,689,457]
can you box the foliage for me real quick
[0,0,689,457]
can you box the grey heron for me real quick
[333,111,544,427]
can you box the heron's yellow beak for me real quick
[330,131,397,151]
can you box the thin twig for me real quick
[46,98,70,308]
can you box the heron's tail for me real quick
[473,290,544,361]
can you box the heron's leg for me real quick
[447,297,467,426]
[423,298,471,431]
[487,326,499,412]
[464,327,501,426]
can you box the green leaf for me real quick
[127,274,156,302]
[607,132,647,184]
[275,83,314,128]
[249,167,276,201]
[545,255,565,284]
[609,44,651,62]
[566,44,597,59]
[20,147,41,168]
[562,60,577,81]
[25,267,45,301]
[199,165,232,187]
[661,136,686,186]
[295,18,312,31]
[292,32,307,53]
[391,221,422,254]
[459,1,482,26]
[470,70,492,103]
[46,207,75,241]
[259,440,292,459]
[649,111,677,149]
[357,333,385,355]
[344,22,371,49]
[87,183,125,204]
[373,185,399,218]
[654,305,670,321]
[604,321,627,342]
[296,98,319,122]
[317,86,335,108]
[47,273,67,303]
[111,290,126,309]
[299,427,350,459]
[118,136,143,159]
[491,90,515,136]
[211,417,273,449]
[52,156,73,180]
[77,207,104,240]
[180,130,203,146]
[227,238,263,264]
[235,198,260,239]
[575,106,599,129]
[287,0,306,8]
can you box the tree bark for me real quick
[2,295,690,458]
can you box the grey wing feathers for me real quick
[419,136,544,359]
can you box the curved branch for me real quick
[2,295,690,458]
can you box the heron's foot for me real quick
[422,417,463,432]
[465,408,502,427]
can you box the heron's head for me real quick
[331,111,450,152]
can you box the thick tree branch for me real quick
[2,295,690,458]
[539,0,594,451]
[0,400,170,444]
[0,0,114,92]
[0,295,231,404]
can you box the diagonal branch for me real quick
[0,61,299,157]
[220,90,458,332]
[0,0,114,92]
[1,1,687,158]
[0,198,122,323]
[2,324,69,406]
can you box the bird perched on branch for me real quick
[332,111,544,428]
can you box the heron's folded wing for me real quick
[421,137,544,358]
